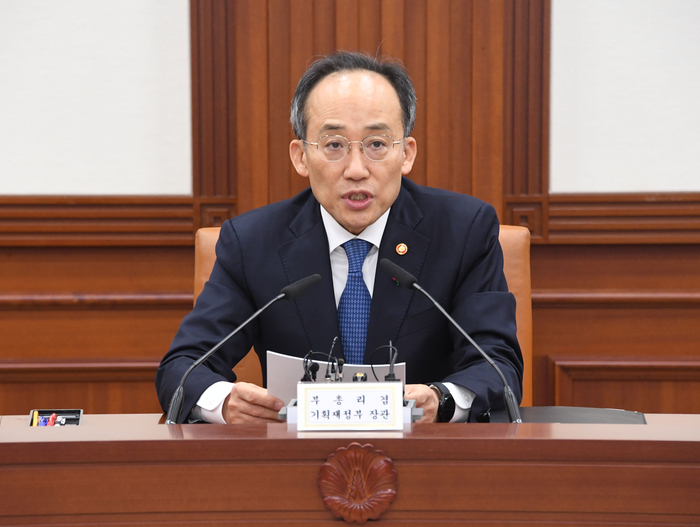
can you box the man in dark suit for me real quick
[156,52,522,424]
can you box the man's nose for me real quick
[343,144,370,179]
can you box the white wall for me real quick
[0,0,192,195]
[550,0,700,193]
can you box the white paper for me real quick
[266,350,405,405]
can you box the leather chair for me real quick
[193,224,533,406]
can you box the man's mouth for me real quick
[343,192,373,210]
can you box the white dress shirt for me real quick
[191,206,474,423]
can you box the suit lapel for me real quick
[366,185,430,359]
[278,194,341,357]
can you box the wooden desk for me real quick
[1,413,700,525]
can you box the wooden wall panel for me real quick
[0,362,163,415]
[0,308,189,361]
[0,198,194,247]
[551,359,700,414]
[548,194,700,244]
[403,0,427,185]
[0,247,194,294]
[0,247,192,415]
[190,0,515,216]
[531,244,700,408]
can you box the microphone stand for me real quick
[165,273,321,424]
[165,294,284,424]
[380,259,522,424]
[412,282,522,424]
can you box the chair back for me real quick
[497,225,533,406]
[193,225,533,406]
[194,228,263,384]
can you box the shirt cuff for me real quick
[443,382,475,423]
[191,381,234,424]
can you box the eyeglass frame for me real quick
[301,134,405,162]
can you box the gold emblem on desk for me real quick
[318,442,397,523]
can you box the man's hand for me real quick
[222,382,284,424]
[404,384,439,423]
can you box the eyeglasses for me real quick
[302,134,403,162]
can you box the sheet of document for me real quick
[267,350,406,405]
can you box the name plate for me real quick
[296,382,404,431]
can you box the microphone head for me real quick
[309,362,320,374]
[280,274,321,299]
[379,259,417,289]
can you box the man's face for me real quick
[290,70,417,235]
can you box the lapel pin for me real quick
[396,243,408,255]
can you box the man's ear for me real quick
[400,137,417,176]
[289,140,309,178]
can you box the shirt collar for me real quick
[320,206,390,253]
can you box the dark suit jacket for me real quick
[156,178,523,422]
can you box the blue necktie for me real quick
[337,239,372,364]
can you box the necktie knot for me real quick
[342,239,372,273]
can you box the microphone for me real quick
[165,273,322,424]
[379,259,522,424]
[280,274,323,299]
[337,358,345,381]
[325,336,339,381]
[309,362,319,381]
[385,341,399,382]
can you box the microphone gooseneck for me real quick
[325,336,339,381]
[165,274,321,424]
[379,258,522,424]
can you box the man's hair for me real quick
[290,51,416,140]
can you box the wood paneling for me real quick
[503,0,548,240]
[0,247,194,294]
[548,194,700,244]
[531,244,700,292]
[531,244,700,407]
[0,197,194,246]
[0,247,192,415]
[0,362,162,415]
[190,0,517,213]
[551,359,700,414]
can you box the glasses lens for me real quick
[318,136,348,161]
[362,135,392,161]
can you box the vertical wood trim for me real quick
[190,0,202,199]
[425,0,451,191]
[380,0,405,59]
[527,0,544,197]
[449,0,473,196]
[212,0,230,198]
[359,0,382,54]
[471,0,505,219]
[541,0,551,239]
[289,0,314,197]
[195,0,215,198]
[235,0,270,213]
[314,0,336,56]
[503,0,515,198]
[502,0,547,240]
[225,1,239,200]
[403,0,427,186]
[268,0,292,203]
[511,0,529,196]
[336,0,360,51]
